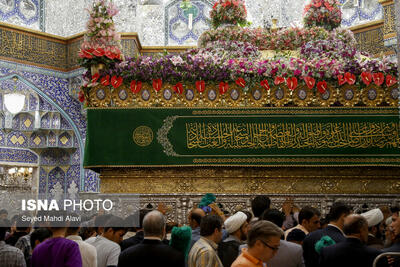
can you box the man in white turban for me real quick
[361,208,384,249]
[217,211,249,267]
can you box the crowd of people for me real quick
[0,195,399,267]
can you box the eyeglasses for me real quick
[259,239,279,251]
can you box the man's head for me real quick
[30,228,52,250]
[390,206,400,237]
[0,209,8,220]
[94,214,113,235]
[224,211,248,241]
[102,216,126,244]
[343,214,369,243]
[251,196,271,218]
[200,214,223,244]
[188,208,206,229]
[143,210,166,239]
[260,208,285,229]
[298,206,321,233]
[327,202,351,229]
[247,220,284,262]
[361,208,384,237]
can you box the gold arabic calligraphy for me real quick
[186,122,400,149]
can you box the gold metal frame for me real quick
[112,84,133,107]
[339,84,361,107]
[270,85,290,107]
[135,83,154,107]
[204,85,220,107]
[158,84,177,107]
[248,84,269,107]
[316,83,338,107]
[361,85,385,106]
[385,85,400,107]
[89,85,111,107]
[225,83,243,107]
[182,83,199,107]
[292,85,313,107]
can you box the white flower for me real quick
[170,56,184,66]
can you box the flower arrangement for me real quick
[78,0,123,70]
[198,26,329,51]
[210,0,248,28]
[303,0,342,31]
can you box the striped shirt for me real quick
[0,241,26,267]
[188,237,223,267]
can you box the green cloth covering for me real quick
[83,107,400,168]
[315,235,336,254]
[198,193,216,208]
[169,225,192,261]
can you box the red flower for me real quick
[219,82,229,94]
[91,73,100,84]
[78,49,93,59]
[313,0,322,8]
[213,2,218,9]
[173,82,184,94]
[260,80,270,90]
[92,47,105,57]
[337,75,346,86]
[386,75,398,87]
[324,1,333,11]
[105,50,115,60]
[274,76,285,85]
[373,72,384,86]
[130,80,142,94]
[286,77,298,91]
[304,76,315,89]
[235,78,246,88]
[344,72,356,85]
[78,91,85,103]
[361,72,372,86]
[195,80,206,93]
[111,75,123,89]
[317,81,327,94]
[152,79,162,92]
[101,75,110,86]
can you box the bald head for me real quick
[189,208,206,229]
[143,210,165,238]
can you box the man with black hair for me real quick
[93,214,114,236]
[6,215,31,246]
[0,209,8,220]
[86,216,126,267]
[285,206,321,240]
[260,209,305,267]
[0,220,26,267]
[188,208,206,248]
[188,214,224,267]
[251,196,271,220]
[319,214,380,267]
[120,209,151,251]
[26,228,52,266]
[66,214,97,267]
[118,210,184,267]
[302,201,351,267]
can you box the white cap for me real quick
[386,217,392,226]
[224,211,247,234]
[361,208,384,227]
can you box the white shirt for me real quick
[86,235,120,267]
[66,235,97,267]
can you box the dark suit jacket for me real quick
[302,225,346,267]
[117,239,185,267]
[319,237,381,267]
[120,231,144,252]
